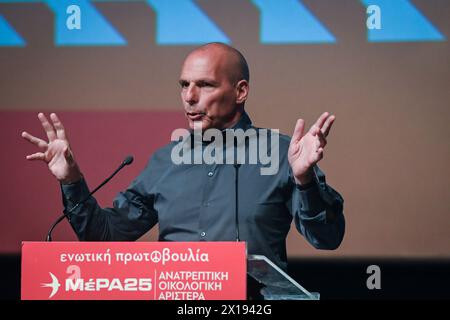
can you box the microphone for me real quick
[232,134,245,242]
[46,155,134,241]
[234,163,241,242]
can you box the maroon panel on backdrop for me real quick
[1,111,186,253]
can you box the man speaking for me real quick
[21,43,345,271]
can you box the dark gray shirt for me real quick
[61,113,345,270]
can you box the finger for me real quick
[309,124,321,136]
[26,152,46,161]
[313,112,330,131]
[38,113,57,142]
[316,148,324,161]
[292,119,305,142]
[21,131,48,149]
[321,115,335,137]
[50,113,67,140]
[317,130,327,148]
[310,148,324,164]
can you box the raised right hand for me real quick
[21,113,82,184]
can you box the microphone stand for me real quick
[46,156,134,241]
[234,163,241,242]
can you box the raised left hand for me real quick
[288,112,335,185]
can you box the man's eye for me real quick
[179,82,189,88]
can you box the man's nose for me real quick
[184,84,198,105]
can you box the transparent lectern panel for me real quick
[247,255,320,300]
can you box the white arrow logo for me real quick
[41,272,60,299]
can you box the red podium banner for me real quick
[21,241,247,300]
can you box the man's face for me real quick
[179,49,242,131]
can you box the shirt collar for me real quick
[227,111,252,131]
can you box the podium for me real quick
[248,255,319,300]
[21,241,319,300]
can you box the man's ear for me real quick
[235,80,249,104]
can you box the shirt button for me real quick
[203,202,210,207]
[208,171,214,177]
[200,232,206,237]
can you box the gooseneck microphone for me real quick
[234,163,241,242]
[46,155,134,241]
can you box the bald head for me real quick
[179,43,250,131]
[184,43,250,83]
